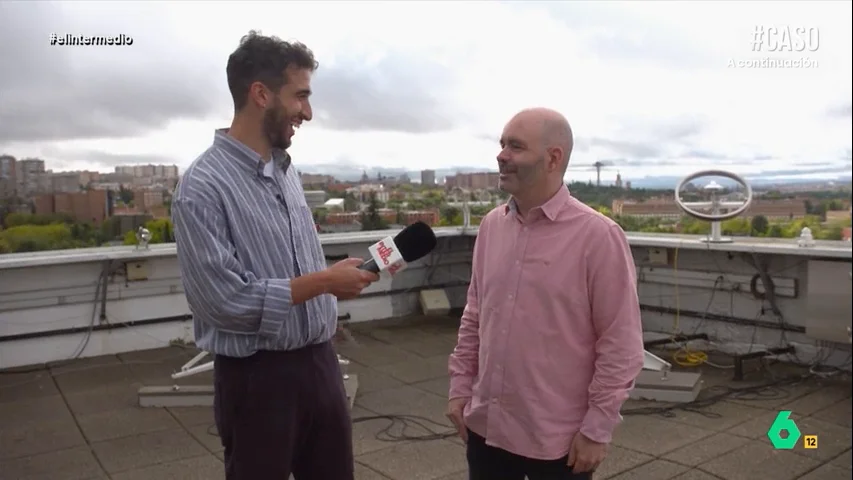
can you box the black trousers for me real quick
[213,342,354,480]
[467,429,593,480]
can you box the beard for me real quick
[263,103,291,151]
[499,155,546,193]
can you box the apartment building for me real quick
[33,190,112,225]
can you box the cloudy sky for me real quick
[1,0,851,184]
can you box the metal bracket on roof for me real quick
[137,351,358,409]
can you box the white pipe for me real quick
[171,360,214,379]
[643,350,672,373]
[182,351,209,371]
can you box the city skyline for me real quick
[2,153,851,191]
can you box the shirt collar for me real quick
[504,184,570,222]
[213,128,291,177]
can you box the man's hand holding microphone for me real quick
[319,221,438,300]
[303,221,438,303]
[323,257,380,299]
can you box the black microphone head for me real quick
[393,221,438,262]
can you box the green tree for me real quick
[343,193,359,212]
[767,224,784,238]
[780,216,823,238]
[122,230,137,245]
[359,192,388,231]
[99,217,123,242]
[814,222,845,240]
[313,207,328,224]
[0,224,77,252]
[470,204,494,217]
[438,206,463,226]
[118,186,134,205]
[722,217,751,236]
[750,215,769,236]
[595,206,613,218]
[122,218,175,245]
[681,217,711,235]
[4,212,74,228]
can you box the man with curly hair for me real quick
[172,31,378,480]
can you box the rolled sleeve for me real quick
[258,278,294,338]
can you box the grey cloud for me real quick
[311,51,458,134]
[573,138,591,152]
[42,147,175,169]
[676,150,778,164]
[587,138,662,159]
[580,115,709,160]
[654,118,706,142]
[579,158,851,178]
[509,1,715,69]
[0,2,224,144]
[581,31,711,70]
[680,149,733,161]
[827,103,852,119]
[616,115,707,142]
[0,2,452,147]
[604,158,679,167]
[472,134,593,154]
[474,133,497,144]
[749,164,853,178]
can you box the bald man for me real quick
[447,108,645,480]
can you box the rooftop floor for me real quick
[0,315,850,480]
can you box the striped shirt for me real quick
[172,129,336,358]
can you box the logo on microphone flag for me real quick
[367,236,408,276]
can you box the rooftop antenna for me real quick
[675,170,754,243]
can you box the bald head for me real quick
[510,108,574,174]
[497,107,574,202]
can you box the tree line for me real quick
[0,213,175,254]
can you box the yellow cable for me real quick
[670,245,707,367]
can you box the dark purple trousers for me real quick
[213,341,354,480]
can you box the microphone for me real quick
[358,221,438,276]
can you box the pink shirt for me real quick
[448,186,645,460]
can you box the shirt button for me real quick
[491,398,498,404]
[508,294,513,299]
[515,260,520,265]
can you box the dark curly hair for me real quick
[226,30,319,110]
